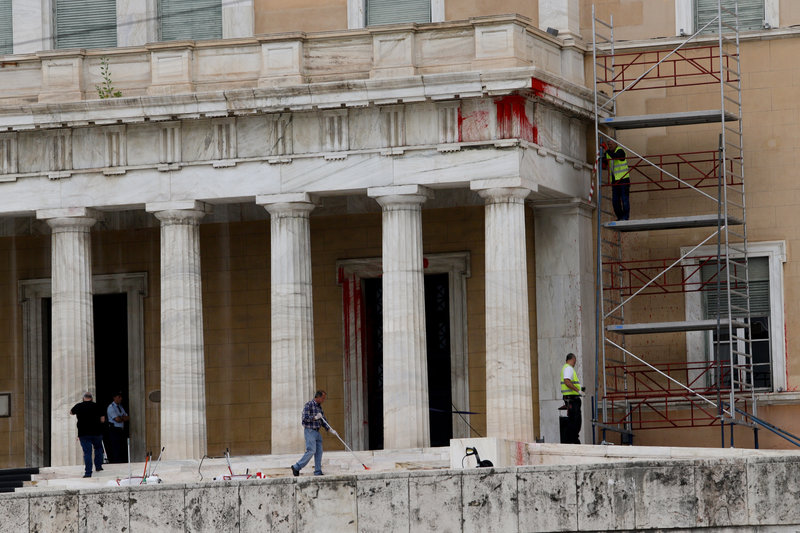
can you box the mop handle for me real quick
[150,447,165,477]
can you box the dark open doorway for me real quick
[362,273,453,449]
[41,293,129,464]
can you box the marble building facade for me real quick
[0,8,598,467]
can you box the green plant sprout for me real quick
[96,57,122,99]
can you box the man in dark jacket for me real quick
[70,392,106,478]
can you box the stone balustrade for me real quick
[0,15,585,107]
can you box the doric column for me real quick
[534,202,595,444]
[37,207,100,467]
[367,185,432,449]
[147,201,210,460]
[257,193,316,454]
[473,184,535,442]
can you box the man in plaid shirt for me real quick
[291,390,337,476]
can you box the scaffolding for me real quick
[592,1,757,446]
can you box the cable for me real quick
[452,401,483,438]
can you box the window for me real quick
[366,0,431,26]
[695,0,765,33]
[160,0,222,42]
[55,0,117,49]
[684,242,786,392]
[0,0,11,55]
[702,257,771,388]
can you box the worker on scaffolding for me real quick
[561,353,585,444]
[602,139,631,221]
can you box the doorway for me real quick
[362,272,454,449]
[21,273,147,467]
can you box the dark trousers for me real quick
[611,179,630,220]
[563,396,582,444]
[79,435,104,476]
[107,427,127,463]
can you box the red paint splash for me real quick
[460,110,490,142]
[423,257,429,268]
[457,107,463,143]
[531,76,548,98]
[495,95,537,144]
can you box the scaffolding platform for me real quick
[600,110,739,130]
[603,214,744,232]
[606,318,748,335]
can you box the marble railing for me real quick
[0,15,586,106]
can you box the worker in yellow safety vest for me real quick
[601,139,631,221]
[560,353,585,444]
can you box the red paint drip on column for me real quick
[494,95,537,144]
[457,107,464,143]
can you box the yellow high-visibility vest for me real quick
[561,363,581,396]
[606,150,630,182]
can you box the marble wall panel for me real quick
[29,491,80,533]
[78,487,130,533]
[129,484,185,533]
[417,28,474,70]
[462,468,519,533]
[181,120,217,163]
[356,473,410,533]
[393,148,519,185]
[237,116,269,158]
[632,462,696,530]
[304,38,373,80]
[576,465,636,531]
[239,478,296,533]
[169,162,280,200]
[405,102,440,146]
[517,465,578,532]
[296,476,357,532]
[195,47,262,82]
[747,457,800,526]
[349,108,383,151]
[290,112,323,154]
[280,155,391,193]
[460,99,494,143]
[127,124,164,166]
[71,127,107,170]
[185,482,240,533]
[18,131,53,174]
[695,458,748,528]
[0,493,29,533]
[58,170,170,208]
[409,470,462,532]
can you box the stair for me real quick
[0,467,39,493]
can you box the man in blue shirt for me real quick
[106,392,129,463]
[290,390,337,476]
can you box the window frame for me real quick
[683,241,787,392]
[675,0,779,35]
[348,0,444,29]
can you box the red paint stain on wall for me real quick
[495,95,537,144]
[531,76,548,98]
[459,109,490,142]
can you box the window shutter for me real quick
[695,0,764,33]
[160,0,222,42]
[0,0,11,55]
[367,0,431,26]
[702,257,769,318]
[55,0,117,49]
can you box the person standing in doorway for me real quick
[602,139,631,221]
[561,353,585,444]
[106,391,129,463]
[70,392,106,477]
[290,390,337,476]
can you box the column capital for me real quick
[37,207,102,229]
[147,201,211,225]
[476,187,532,205]
[368,184,433,209]
[257,193,316,217]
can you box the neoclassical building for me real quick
[2,0,799,468]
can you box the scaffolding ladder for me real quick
[592,0,757,446]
